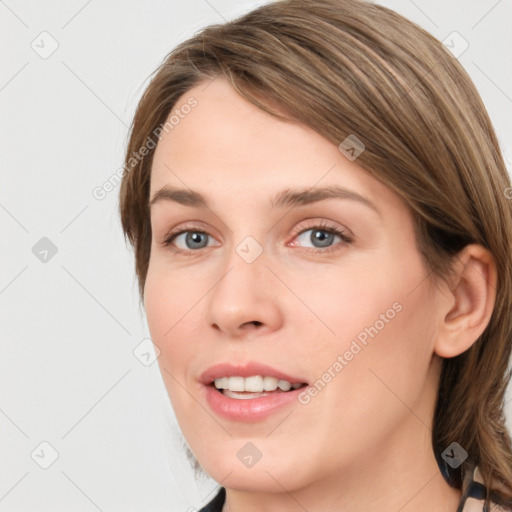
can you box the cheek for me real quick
[289,247,429,360]
[144,266,202,374]
[321,296,436,463]
[144,268,208,437]
[298,248,436,421]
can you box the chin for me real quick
[197,448,311,493]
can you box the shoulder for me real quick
[460,465,512,512]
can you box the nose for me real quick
[203,249,284,339]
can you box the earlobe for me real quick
[433,244,497,359]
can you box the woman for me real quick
[118,0,512,510]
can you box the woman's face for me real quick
[145,77,444,493]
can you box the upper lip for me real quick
[199,362,308,385]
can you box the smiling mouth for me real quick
[210,375,308,399]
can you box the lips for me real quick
[199,362,309,422]
[199,362,308,386]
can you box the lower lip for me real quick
[203,384,305,422]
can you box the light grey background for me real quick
[0,0,511,511]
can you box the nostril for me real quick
[241,320,263,328]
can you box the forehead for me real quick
[149,78,398,212]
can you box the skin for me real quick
[144,77,497,512]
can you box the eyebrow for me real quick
[149,184,380,215]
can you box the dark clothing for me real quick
[198,487,225,512]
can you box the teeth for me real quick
[223,390,267,399]
[214,377,229,390]
[214,375,303,392]
[263,376,278,391]
[228,376,245,392]
[245,375,263,392]
[277,379,291,391]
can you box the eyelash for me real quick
[161,220,353,256]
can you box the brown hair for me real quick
[119,0,512,506]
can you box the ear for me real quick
[434,244,497,359]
